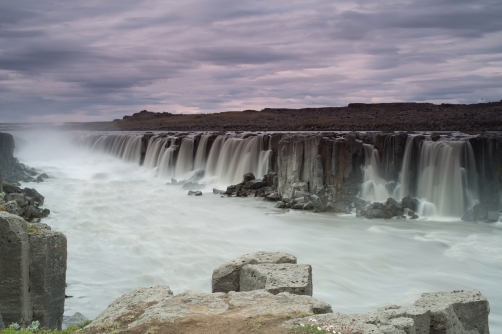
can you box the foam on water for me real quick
[10,131,502,331]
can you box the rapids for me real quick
[10,131,502,331]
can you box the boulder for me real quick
[3,182,22,194]
[461,209,476,222]
[274,201,286,209]
[212,251,297,293]
[244,179,267,190]
[84,288,332,333]
[4,201,21,216]
[23,188,45,205]
[473,204,488,221]
[265,192,281,201]
[292,203,304,210]
[187,190,202,196]
[287,289,489,334]
[487,211,499,222]
[243,173,255,183]
[6,193,27,208]
[62,312,88,329]
[240,263,313,296]
[413,290,489,334]
[402,195,420,212]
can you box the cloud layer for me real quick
[0,0,501,122]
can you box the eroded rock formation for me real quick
[0,212,67,330]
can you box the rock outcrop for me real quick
[211,251,297,293]
[0,212,67,330]
[78,252,490,334]
[286,289,490,334]
[0,132,44,184]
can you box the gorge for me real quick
[1,129,502,332]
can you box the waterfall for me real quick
[144,136,167,169]
[397,138,479,217]
[194,135,210,170]
[207,135,268,185]
[360,144,391,202]
[72,134,142,163]
[175,138,195,179]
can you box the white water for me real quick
[361,138,480,219]
[11,131,502,332]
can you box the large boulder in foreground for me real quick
[211,251,297,293]
[413,289,489,334]
[82,287,332,334]
[286,289,489,334]
[240,263,313,296]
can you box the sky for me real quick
[0,0,501,122]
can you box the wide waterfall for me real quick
[73,132,272,186]
[360,136,480,218]
[73,131,492,219]
[72,134,143,163]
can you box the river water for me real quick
[11,131,502,331]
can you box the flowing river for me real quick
[10,130,502,331]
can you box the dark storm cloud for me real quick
[0,0,500,122]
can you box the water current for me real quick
[11,131,502,331]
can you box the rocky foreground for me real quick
[79,251,490,334]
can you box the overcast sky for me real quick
[0,0,501,122]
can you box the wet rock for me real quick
[487,211,499,222]
[187,190,202,196]
[213,188,225,194]
[292,203,304,210]
[274,201,286,209]
[6,193,27,208]
[243,173,255,183]
[461,209,475,222]
[402,195,420,212]
[266,192,281,201]
[0,313,4,330]
[181,182,205,190]
[473,204,488,221]
[303,201,314,210]
[212,251,297,293]
[3,182,22,194]
[170,178,178,185]
[244,179,267,190]
[187,170,205,183]
[23,188,45,205]
[240,263,313,296]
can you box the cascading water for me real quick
[360,144,392,203]
[72,134,142,163]
[209,135,269,185]
[175,138,195,179]
[360,135,480,218]
[194,135,210,170]
[402,140,479,217]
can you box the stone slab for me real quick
[212,251,297,293]
[240,263,313,296]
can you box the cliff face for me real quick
[0,132,39,184]
[0,212,67,330]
